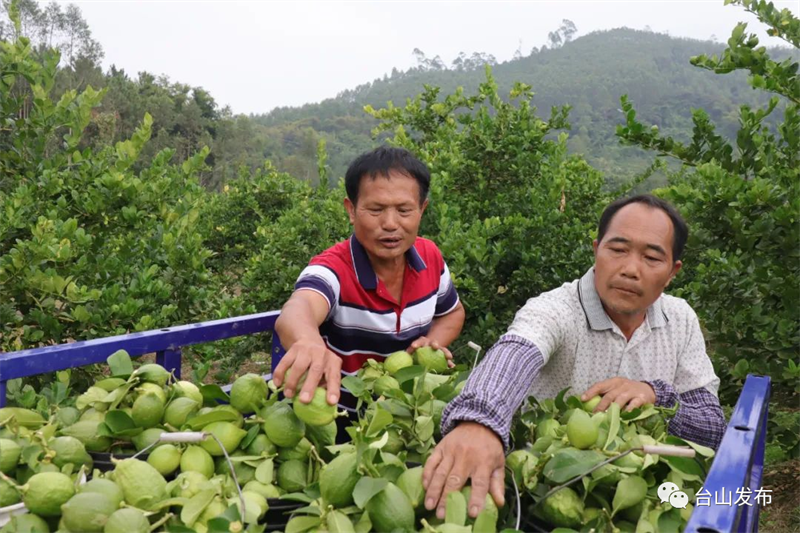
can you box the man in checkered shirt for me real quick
[422,194,726,521]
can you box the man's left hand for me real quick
[581,377,656,413]
[408,337,455,368]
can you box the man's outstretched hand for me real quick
[581,376,656,413]
[272,338,342,405]
[422,421,506,519]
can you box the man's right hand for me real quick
[422,421,506,520]
[272,338,342,405]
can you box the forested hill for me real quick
[252,28,791,185]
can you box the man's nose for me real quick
[382,209,400,230]
[620,257,641,279]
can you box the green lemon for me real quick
[262,402,305,448]
[373,375,400,397]
[566,410,598,450]
[415,346,449,373]
[320,452,360,507]
[540,487,584,528]
[79,478,124,508]
[365,482,415,532]
[104,508,150,533]
[384,351,414,375]
[112,458,167,511]
[0,438,21,473]
[131,393,165,428]
[198,421,247,456]
[293,387,337,427]
[147,443,182,476]
[229,373,268,414]
[180,445,215,478]
[49,436,92,471]
[172,380,204,405]
[61,492,118,533]
[23,472,75,517]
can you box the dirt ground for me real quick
[759,459,800,532]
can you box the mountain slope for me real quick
[253,28,792,184]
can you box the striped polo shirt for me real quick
[294,235,460,374]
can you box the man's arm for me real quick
[407,301,465,367]
[274,290,342,406]
[423,335,545,520]
[424,290,570,519]
[645,380,726,450]
[426,300,465,347]
[646,302,726,450]
[440,334,544,449]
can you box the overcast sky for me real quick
[61,0,798,115]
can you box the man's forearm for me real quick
[645,380,726,450]
[440,334,544,450]
[426,302,465,348]
[275,295,326,350]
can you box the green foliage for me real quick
[202,162,308,273]
[0,3,217,352]
[366,69,610,349]
[240,180,351,312]
[617,0,799,403]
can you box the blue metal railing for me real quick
[685,374,771,533]
[0,311,285,404]
[0,313,771,532]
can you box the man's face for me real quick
[593,203,682,319]
[344,170,427,265]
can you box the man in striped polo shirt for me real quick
[273,146,465,410]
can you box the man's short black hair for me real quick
[597,194,689,262]
[345,146,430,205]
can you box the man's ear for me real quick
[344,197,355,225]
[666,260,683,287]
[420,198,429,215]
[592,239,599,258]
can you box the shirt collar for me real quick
[349,235,427,291]
[577,267,668,331]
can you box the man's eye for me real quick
[645,256,661,262]
[610,248,625,253]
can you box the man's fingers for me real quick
[594,389,621,413]
[298,359,325,403]
[467,466,492,518]
[489,467,506,509]
[423,446,443,490]
[272,352,296,386]
[425,453,454,512]
[407,336,428,353]
[581,378,615,402]
[283,356,310,398]
[613,391,634,410]
[436,461,469,519]
[324,355,342,405]
[443,347,455,368]
[625,396,644,412]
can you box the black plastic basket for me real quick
[89,451,144,472]
[262,498,304,531]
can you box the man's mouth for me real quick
[613,286,641,296]
[379,236,402,248]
